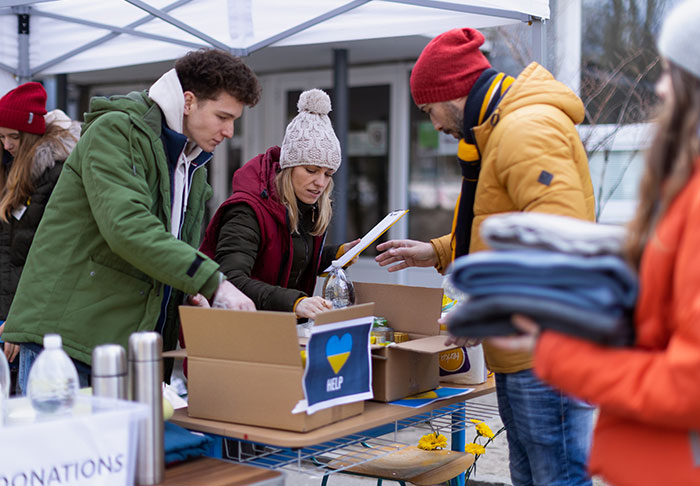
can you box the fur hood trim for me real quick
[31,109,81,180]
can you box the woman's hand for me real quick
[296,296,333,319]
[340,238,362,265]
[486,314,541,353]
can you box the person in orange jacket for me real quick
[489,2,700,485]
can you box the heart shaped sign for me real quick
[325,333,353,374]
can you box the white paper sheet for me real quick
[324,209,408,272]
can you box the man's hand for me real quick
[0,322,19,362]
[444,334,483,348]
[187,293,211,308]
[3,342,19,363]
[375,239,438,272]
[212,279,256,311]
[295,296,333,319]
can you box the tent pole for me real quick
[15,6,30,82]
[332,48,349,245]
[530,17,546,67]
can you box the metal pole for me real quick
[332,48,349,245]
[530,17,546,67]
[43,76,57,110]
[15,6,30,82]
[56,73,68,112]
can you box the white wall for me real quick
[0,71,17,96]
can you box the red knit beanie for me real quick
[410,28,491,105]
[0,82,47,135]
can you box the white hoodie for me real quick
[148,68,204,238]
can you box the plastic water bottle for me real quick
[27,334,79,415]
[323,260,356,309]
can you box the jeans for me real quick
[17,343,91,396]
[496,369,594,486]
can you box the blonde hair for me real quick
[625,62,700,267]
[0,123,76,222]
[275,167,333,236]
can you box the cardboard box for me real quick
[354,281,453,402]
[180,305,370,432]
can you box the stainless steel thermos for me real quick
[91,344,127,400]
[128,332,164,485]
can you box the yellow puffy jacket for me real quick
[433,62,595,373]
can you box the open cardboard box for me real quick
[355,281,455,402]
[180,304,372,432]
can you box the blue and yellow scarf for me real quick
[451,69,515,259]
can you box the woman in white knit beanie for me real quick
[200,89,358,319]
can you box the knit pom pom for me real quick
[297,89,331,115]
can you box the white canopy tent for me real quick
[0,0,550,244]
[0,0,549,80]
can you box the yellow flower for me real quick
[417,433,448,450]
[465,443,486,456]
[475,421,495,439]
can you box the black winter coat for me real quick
[0,118,80,319]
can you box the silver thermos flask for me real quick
[128,332,164,486]
[92,344,127,400]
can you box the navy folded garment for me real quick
[448,250,638,312]
[164,421,214,465]
[446,250,638,347]
[445,294,635,347]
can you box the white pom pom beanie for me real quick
[279,89,342,171]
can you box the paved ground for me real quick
[280,392,609,486]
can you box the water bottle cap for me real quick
[43,334,62,349]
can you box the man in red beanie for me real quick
[376,28,596,486]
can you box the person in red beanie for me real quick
[375,28,596,486]
[0,82,81,392]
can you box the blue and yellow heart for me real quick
[326,333,352,374]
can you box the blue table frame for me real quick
[171,378,496,484]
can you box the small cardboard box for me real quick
[180,305,369,432]
[355,281,452,402]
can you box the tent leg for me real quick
[16,6,31,82]
[530,17,546,67]
[332,48,349,245]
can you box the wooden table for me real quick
[171,378,495,449]
[163,457,283,486]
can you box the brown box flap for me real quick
[389,335,459,355]
[179,306,300,367]
[313,303,375,325]
[354,282,442,335]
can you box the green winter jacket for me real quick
[3,91,220,365]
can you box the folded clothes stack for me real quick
[164,421,214,465]
[480,211,628,256]
[446,213,638,347]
